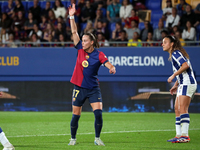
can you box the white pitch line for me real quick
[7,128,200,138]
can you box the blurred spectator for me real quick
[24,12,37,34]
[127,31,142,47]
[111,21,123,40]
[165,7,180,33]
[132,0,146,11]
[57,16,66,30]
[67,34,74,47]
[0,28,9,47]
[41,1,52,18]
[13,25,21,41]
[0,13,12,31]
[65,26,72,41]
[94,9,107,28]
[2,0,15,17]
[124,9,139,29]
[42,22,55,42]
[54,22,66,41]
[143,32,157,47]
[116,29,128,47]
[107,0,121,23]
[98,1,107,16]
[44,33,55,47]
[153,20,166,41]
[179,5,197,31]
[48,10,58,27]
[80,20,95,37]
[13,0,25,18]
[175,30,185,46]
[182,20,196,45]
[28,32,41,47]
[94,20,109,40]
[162,0,172,20]
[194,3,200,27]
[171,25,179,36]
[140,20,153,41]
[97,32,110,47]
[6,33,18,47]
[77,0,85,9]
[161,30,169,39]
[39,15,48,31]
[176,0,188,16]
[53,0,66,18]
[11,10,25,31]
[29,24,42,39]
[57,34,67,47]
[29,0,41,23]
[81,0,95,23]
[119,0,133,23]
[124,19,140,40]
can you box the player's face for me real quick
[162,38,173,52]
[82,35,93,51]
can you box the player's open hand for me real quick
[167,74,175,83]
[170,86,177,95]
[68,3,76,16]
[109,67,116,74]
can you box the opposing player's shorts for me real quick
[177,84,197,98]
[72,85,102,107]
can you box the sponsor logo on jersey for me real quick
[85,55,89,59]
[82,60,89,68]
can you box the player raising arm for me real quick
[68,3,116,146]
[162,35,197,143]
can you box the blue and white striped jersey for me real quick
[171,50,197,85]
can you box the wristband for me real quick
[69,16,74,19]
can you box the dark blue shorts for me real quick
[72,85,102,107]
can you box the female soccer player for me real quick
[0,92,15,150]
[68,3,116,146]
[162,36,197,143]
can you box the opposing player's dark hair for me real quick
[84,33,100,48]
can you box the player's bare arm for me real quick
[68,3,80,46]
[170,80,179,95]
[168,62,189,83]
[105,62,116,74]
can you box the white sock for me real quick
[180,113,190,136]
[0,132,11,147]
[175,117,181,137]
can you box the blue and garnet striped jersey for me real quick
[70,41,108,89]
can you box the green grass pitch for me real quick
[0,112,200,150]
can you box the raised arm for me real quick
[68,3,80,46]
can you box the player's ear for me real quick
[91,40,94,45]
[170,42,174,47]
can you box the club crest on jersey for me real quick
[85,55,89,59]
[82,60,89,68]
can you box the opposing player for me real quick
[162,36,197,143]
[68,3,116,146]
[0,92,15,150]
